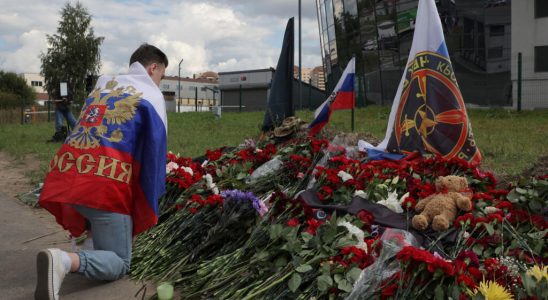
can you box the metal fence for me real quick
[514,53,548,110]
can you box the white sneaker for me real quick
[35,248,67,300]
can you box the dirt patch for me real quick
[0,151,38,197]
[520,155,548,179]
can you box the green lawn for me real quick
[0,106,546,184]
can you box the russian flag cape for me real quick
[39,62,168,237]
[368,0,481,164]
[308,57,355,136]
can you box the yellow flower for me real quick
[527,265,548,283]
[475,280,514,300]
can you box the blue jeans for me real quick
[55,108,77,132]
[73,205,133,281]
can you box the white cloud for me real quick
[0,0,322,76]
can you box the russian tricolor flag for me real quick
[39,62,167,237]
[308,57,355,136]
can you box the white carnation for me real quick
[182,166,194,176]
[337,170,353,182]
[377,191,403,213]
[354,190,367,199]
[166,162,179,174]
[338,221,368,253]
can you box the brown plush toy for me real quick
[412,175,473,232]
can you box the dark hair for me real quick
[129,43,169,68]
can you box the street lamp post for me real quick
[178,58,184,112]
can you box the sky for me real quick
[0,0,322,77]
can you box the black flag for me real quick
[262,17,294,132]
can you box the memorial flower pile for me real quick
[130,134,547,299]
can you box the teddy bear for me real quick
[411,175,473,232]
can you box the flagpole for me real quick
[352,94,356,132]
[298,0,302,110]
[351,55,356,132]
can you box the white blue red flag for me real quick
[370,0,481,164]
[308,57,355,136]
[39,62,168,236]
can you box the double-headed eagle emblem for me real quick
[68,78,142,150]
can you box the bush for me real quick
[0,71,35,108]
[0,91,24,109]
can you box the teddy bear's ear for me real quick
[435,176,445,190]
[459,177,468,190]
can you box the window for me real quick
[31,81,42,87]
[536,0,548,18]
[488,47,503,58]
[534,46,548,72]
[489,25,504,37]
[188,86,196,90]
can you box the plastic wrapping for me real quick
[346,228,419,300]
[247,156,283,184]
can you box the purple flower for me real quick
[221,189,268,216]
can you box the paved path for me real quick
[0,192,152,299]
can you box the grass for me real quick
[0,106,546,184]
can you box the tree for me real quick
[40,1,103,104]
[0,71,36,109]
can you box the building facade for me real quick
[218,68,327,112]
[159,76,219,112]
[511,0,548,109]
[310,66,326,91]
[316,0,513,107]
[20,73,49,103]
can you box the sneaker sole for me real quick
[35,250,55,300]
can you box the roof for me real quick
[162,76,218,84]
[218,68,275,75]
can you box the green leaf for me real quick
[337,279,353,292]
[270,224,283,240]
[346,267,362,282]
[515,187,527,194]
[288,273,302,292]
[335,237,355,249]
[334,274,343,284]
[317,274,333,291]
[301,232,313,243]
[274,256,288,268]
[506,190,519,203]
[528,229,548,239]
[434,285,444,300]
[322,226,337,244]
[253,251,269,261]
[295,264,313,273]
[287,240,302,252]
[529,200,542,212]
[495,246,503,256]
[236,172,247,180]
[484,223,495,236]
[472,244,483,256]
